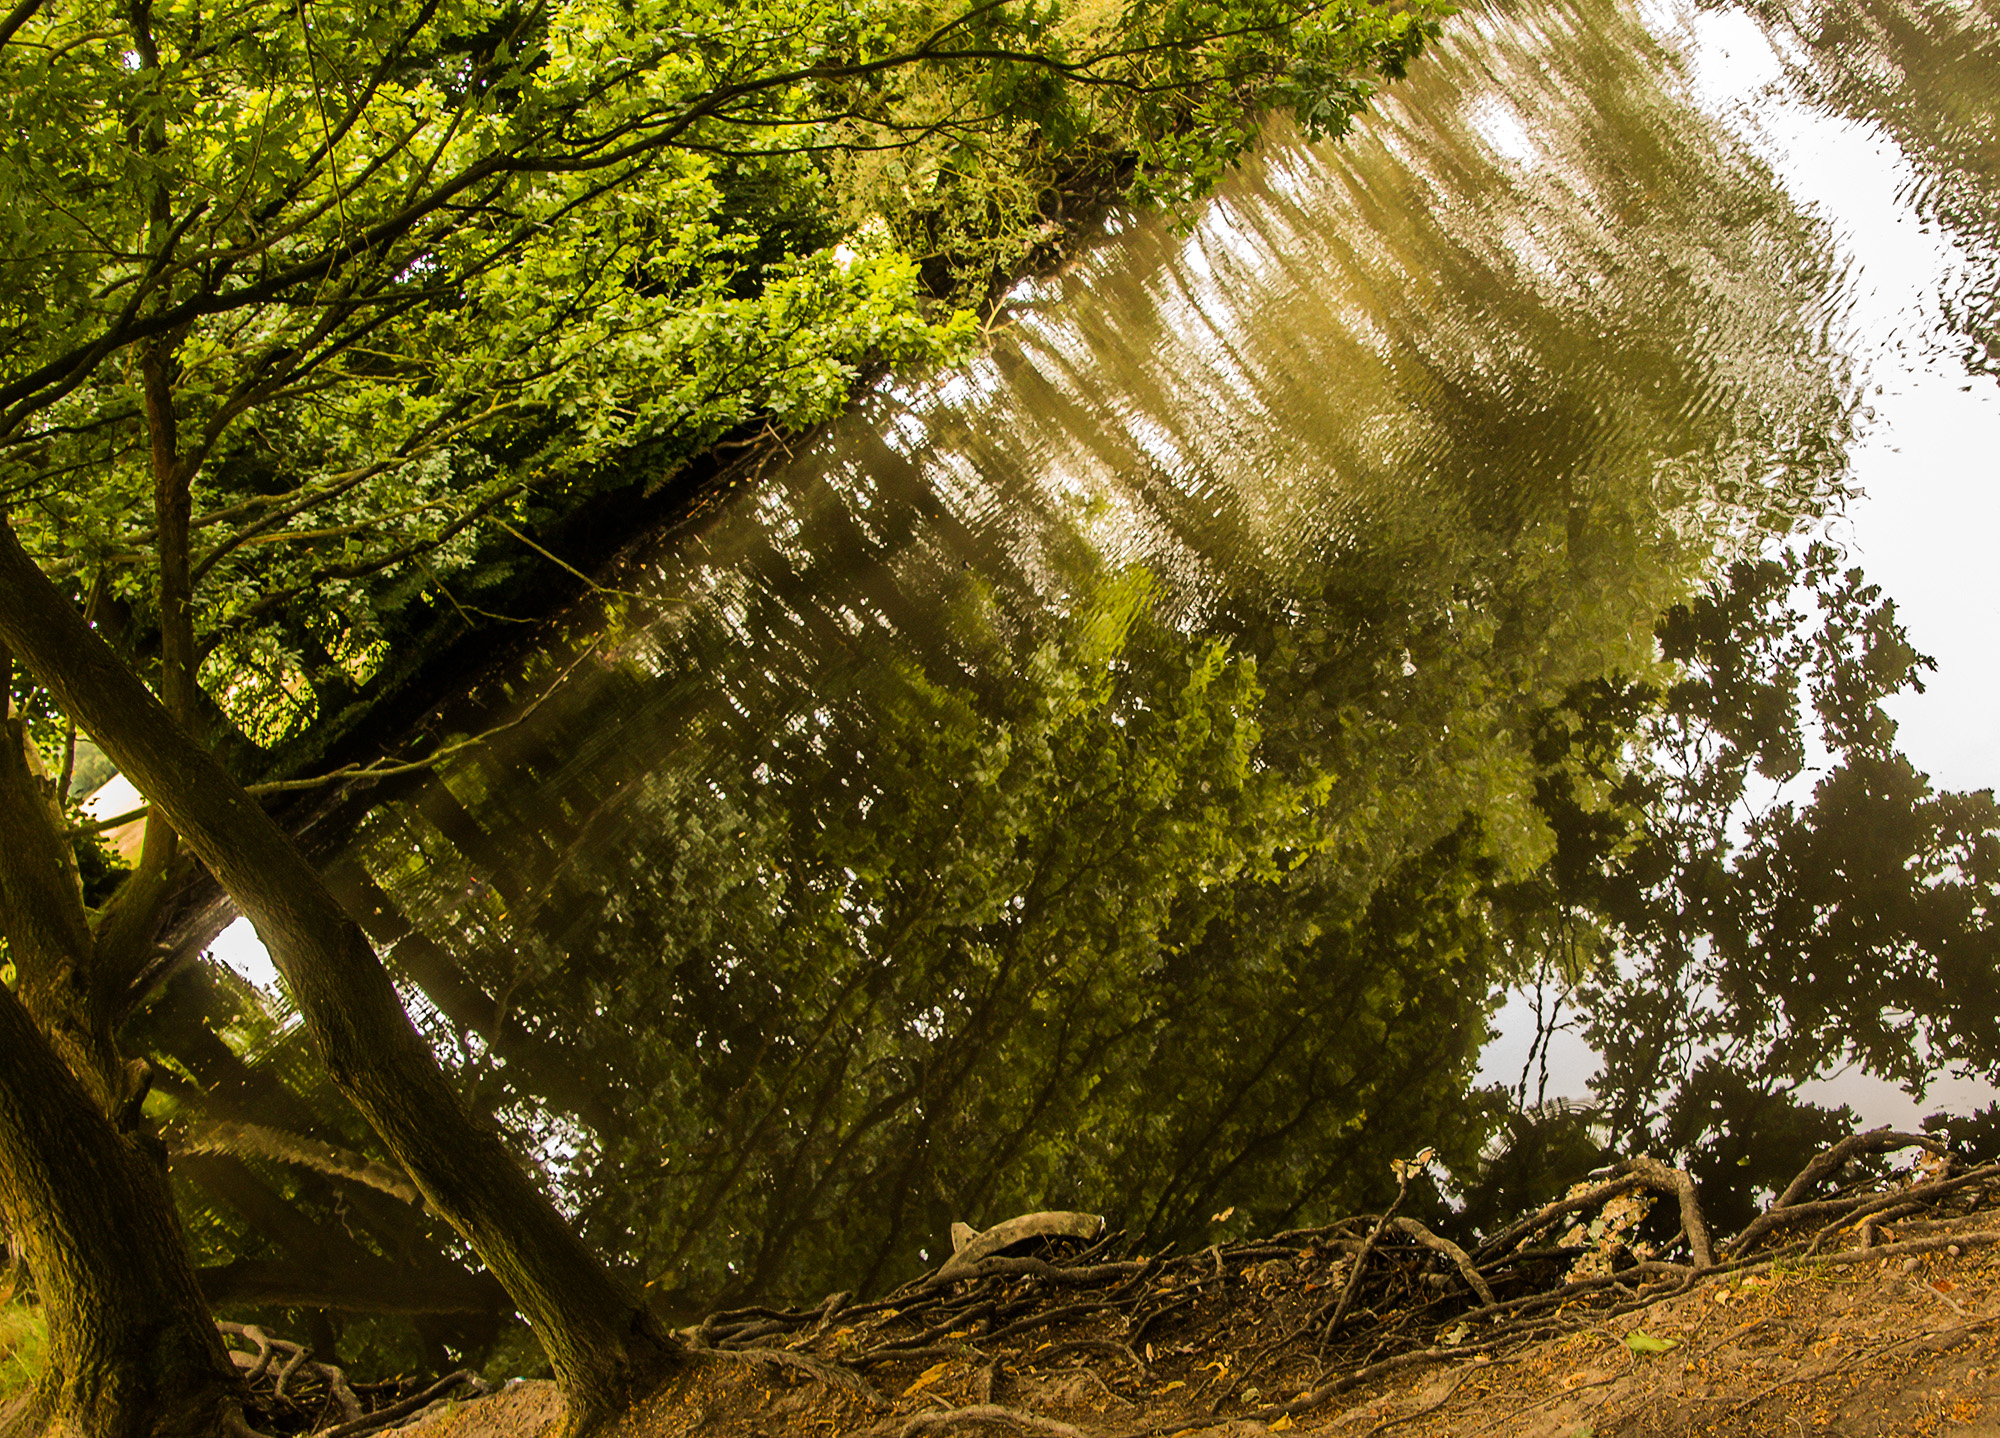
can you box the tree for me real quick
[0,531,677,1432]
[2,0,1441,763]
[0,689,238,1438]
[336,565,1511,1307]
[308,0,1881,1294]
[0,0,1444,1429]
[1515,546,2000,1216]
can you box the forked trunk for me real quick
[0,988,239,1438]
[0,518,678,1433]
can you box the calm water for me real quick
[217,0,2000,1308]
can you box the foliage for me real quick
[311,0,1878,1298]
[0,0,1444,758]
[0,0,1919,1365]
[343,566,1520,1307]
[1514,544,2000,1212]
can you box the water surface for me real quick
[213,0,2000,1308]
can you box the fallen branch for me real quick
[1475,1172,1652,1262]
[219,1323,277,1384]
[922,1256,1149,1291]
[936,1213,1107,1282]
[1386,1218,1496,1305]
[1324,1180,1414,1340]
[1771,1128,1949,1212]
[1626,1156,1714,1270]
[1748,1164,2000,1257]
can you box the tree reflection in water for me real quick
[152,0,2000,1363]
[1486,544,2000,1238]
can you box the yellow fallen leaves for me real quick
[902,1361,950,1397]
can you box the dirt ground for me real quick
[393,1207,2000,1438]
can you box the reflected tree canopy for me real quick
[70,0,2000,1379]
[1503,545,2000,1234]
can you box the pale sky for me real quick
[1478,1,2000,1123]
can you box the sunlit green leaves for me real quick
[0,0,1444,756]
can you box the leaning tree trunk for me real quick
[0,987,240,1438]
[0,518,676,1433]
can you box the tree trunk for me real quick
[0,987,239,1438]
[0,716,123,1111]
[0,516,677,1432]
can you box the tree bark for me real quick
[0,514,677,1432]
[0,670,234,1438]
[0,716,124,1110]
[0,986,239,1438]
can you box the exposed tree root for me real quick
[693,1343,892,1411]
[632,1126,2000,1438]
[165,1125,2000,1438]
[216,1322,485,1436]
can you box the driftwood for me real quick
[935,1213,1106,1282]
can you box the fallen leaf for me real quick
[902,1362,950,1397]
[1625,1331,1679,1356]
[1270,1417,1295,1432]
[1211,1207,1236,1223]
[1158,1380,1186,1394]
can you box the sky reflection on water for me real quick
[1474,0,2000,1124]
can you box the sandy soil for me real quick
[392,1208,2000,1438]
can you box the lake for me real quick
[210,0,2000,1311]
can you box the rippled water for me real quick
[217,0,2000,1307]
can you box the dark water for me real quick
[219,0,2000,1311]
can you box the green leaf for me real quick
[1624,1330,1679,1355]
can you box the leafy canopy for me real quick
[0,0,1443,749]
